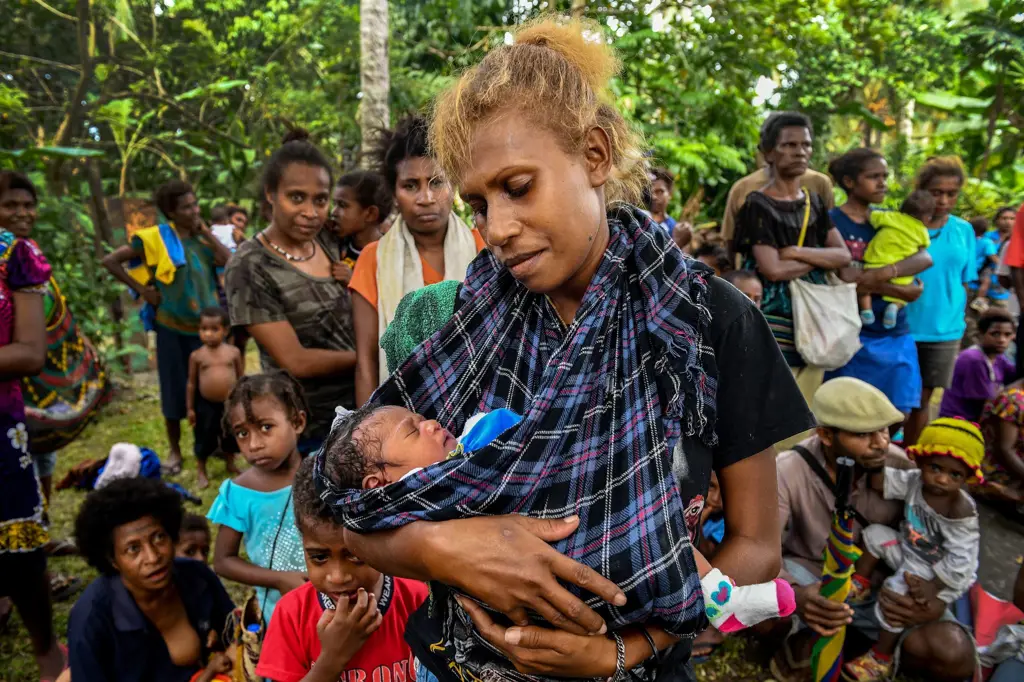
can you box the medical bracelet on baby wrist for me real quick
[607,632,627,682]
[639,629,661,664]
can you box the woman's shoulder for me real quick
[354,238,380,266]
[225,237,271,278]
[69,573,118,624]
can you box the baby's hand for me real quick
[332,262,353,285]
[316,588,383,670]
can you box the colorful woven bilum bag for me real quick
[22,277,111,455]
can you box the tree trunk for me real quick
[572,0,587,18]
[359,0,389,165]
[49,0,95,189]
[85,160,129,373]
[979,73,1004,181]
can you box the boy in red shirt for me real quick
[256,455,428,682]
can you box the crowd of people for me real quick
[3,15,1024,682]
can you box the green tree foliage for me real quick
[1,0,1022,357]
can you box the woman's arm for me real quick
[342,515,625,635]
[752,245,815,282]
[0,291,45,380]
[458,596,677,677]
[247,321,355,380]
[779,228,852,270]
[710,448,782,583]
[101,244,154,300]
[212,525,307,594]
[352,292,379,406]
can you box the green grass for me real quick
[0,372,248,681]
[0,370,912,682]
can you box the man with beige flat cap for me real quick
[770,377,976,682]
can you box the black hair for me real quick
[827,148,884,193]
[337,170,394,222]
[915,156,965,191]
[75,477,184,576]
[199,306,229,328]
[181,513,210,535]
[226,204,248,219]
[374,116,430,191]
[979,308,1015,335]
[994,206,1016,223]
[222,371,310,435]
[293,454,337,533]
[319,404,389,491]
[722,269,759,286]
[969,216,990,235]
[153,179,195,220]
[650,167,675,189]
[262,128,334,195]
[759,111,813,153]
[694,243,732,272]
[900,191,936,224]
[210,203,230,223]
[0,171,38,203]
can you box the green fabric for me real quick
[380,280,460,375]
[132,233,219,335]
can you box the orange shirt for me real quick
[349,229,487,309]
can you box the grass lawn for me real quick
[0,370,912,682]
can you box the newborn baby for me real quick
[324,405,795,634]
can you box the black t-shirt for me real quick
[672,276,816,542]
[412,277,813,681]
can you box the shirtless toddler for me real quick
[186,307,243,488]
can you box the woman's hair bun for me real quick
[282,128,311,145]
[515,18,618,98]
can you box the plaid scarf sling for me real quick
[316,205,716,653]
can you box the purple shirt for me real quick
[939,346,1014,422]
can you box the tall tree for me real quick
[360,0,390,162]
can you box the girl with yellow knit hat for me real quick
[842,417,982,682]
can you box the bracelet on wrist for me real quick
[606,632,627,682]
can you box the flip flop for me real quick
[690,640,722,665]
[44,539,77,557]
[49,574,84,602]
[161,461,183,475]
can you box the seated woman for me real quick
[975,381,1024,505]
[68,477,235,682]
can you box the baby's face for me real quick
[361,406,458,486]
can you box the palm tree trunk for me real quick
[359,0,389,165]
[979,72,1004,181]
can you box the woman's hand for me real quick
[142,285,162,307]
[457,596,615,677]
[427,515,627,635]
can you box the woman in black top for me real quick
[68,478,234,682]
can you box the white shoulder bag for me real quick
[788,195,862,370]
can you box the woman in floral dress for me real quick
[0,190,65,678]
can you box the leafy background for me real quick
[3,0,1024,358]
